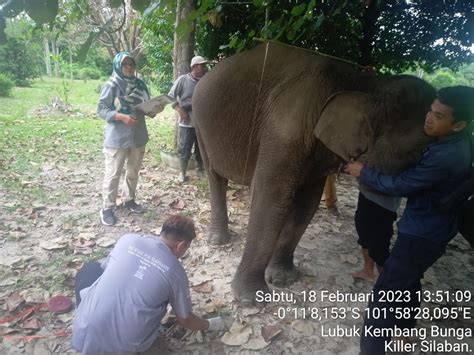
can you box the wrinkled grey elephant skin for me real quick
[193,41,436,305]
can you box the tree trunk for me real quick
[172,0,196,151]
[43,36,52,77]
[69,42,73,80]
[173,0,195,80]
[51,37,60,77]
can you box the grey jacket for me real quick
[97,81,149,149]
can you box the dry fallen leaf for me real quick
[8,231,26,241]
[20,288,49,304]
[22,317,42,331]
[61,222,74,231]
[72,238,96,248]
[339,254,358,264]
[243,335,269,350]
[226,189,238,200]
[0,327,17,335]
[73,247,93,255]
[6,293,24,312]
[0,256,33,267]
[181,329,204,345]
[56,313,74,323]
[240,307,261,317]
[291,320,314,336]
[40,237,67,250]
[221,322,252,346]
[0,277,19,287]
[96,237,116,248]
[192,280,213,293]
[76,232,96,241]
[298,238,317,250]
[169,199,186,210]
[261,324,282,342]
[203,298,225,314]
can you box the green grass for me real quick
[0,77,176,193]
[0,248,111,294]
[0,77,100,119]
[0,78,176,304]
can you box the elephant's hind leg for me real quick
[206,169,231,245]
[265,175,327,287]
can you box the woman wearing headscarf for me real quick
[98,52,150,226]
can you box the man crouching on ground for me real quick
[71,215,226,354]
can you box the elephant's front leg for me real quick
[265,176,327,287]
[231,161,301,305]
[206,169,231,245]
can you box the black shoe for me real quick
[100,208,116,226]
[124,200,145,214]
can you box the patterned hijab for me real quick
[109,52,150,114]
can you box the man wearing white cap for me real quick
[168,55,209,182]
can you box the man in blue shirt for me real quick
[345,85,473,354]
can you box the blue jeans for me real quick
[360,234,446,355]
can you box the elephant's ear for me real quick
[314,91,374,161]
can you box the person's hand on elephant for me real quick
[344,161,365,177]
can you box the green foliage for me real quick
[457,63,474,86]
[374,1,472,72]
[406,63,473,89]
[23,0,58,24]
[0,37,42,86]
[61,45,111,78]
[428,71,456,89]
[77,67,102,81]
[196,0,363,60]
[194,0,472,72]
[86,47,111,76]
[0,0,24,17]
[141,7,174,93]
[109,0,123,8]
[423,66,471,89]
[0,72,14,97]
[131,0,152,12]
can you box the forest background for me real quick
[0,0,472,99]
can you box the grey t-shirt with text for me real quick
[71,234,192,354]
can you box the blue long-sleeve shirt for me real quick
[360,131,471,245]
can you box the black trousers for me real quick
[178,126,202,165]
[360,234,446,354]
[355,192,397,267]
[74,261,104,306]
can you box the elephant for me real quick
[193,40,436,305]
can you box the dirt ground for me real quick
[0,149,473,354]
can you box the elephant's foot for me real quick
[232,273,269,307]
[265,263,299,287]
[206,229,231,245]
